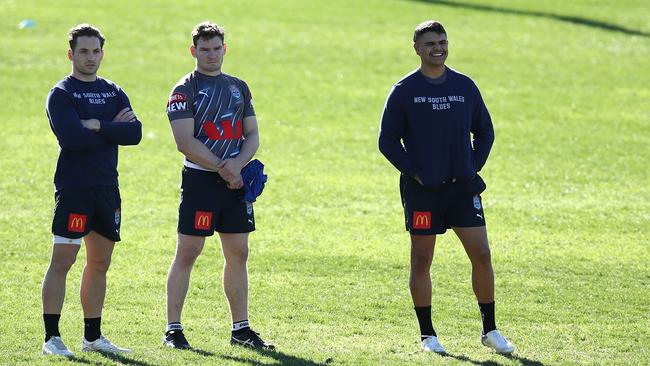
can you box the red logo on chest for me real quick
[203,120,243,140]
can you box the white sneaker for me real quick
[42,336,74,357]
[421,336,446,353]
[82,335,131,354]
[481,330,515,354]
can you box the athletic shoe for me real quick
[163,329,192,349]
[230,328,275,350]
[421,336,446,353]
[82,335,131,353]
[481,330,515,354]
[42,336,74,357]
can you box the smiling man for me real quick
[163,21,273,350]
[379,20,515,354]
[42,23,141,357]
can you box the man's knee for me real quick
[174,243,203,267]
[411,245,434,275]
[411,252,432,275]
[175,249,201,268]
[224,245,248,265]
[50,255,77,274]
[410,236,435,274]
[49,244,81,274]
[87,256,111,273]
[471,244,492,266]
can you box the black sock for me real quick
[232,320,250,336]
[414,306,436,339]
[44,314,61,342]
[84,317,102,342]
[478,302,496,334]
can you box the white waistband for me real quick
[184,160,216,172]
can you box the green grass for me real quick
[1,0,649,365]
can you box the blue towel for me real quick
[241,159,267,203]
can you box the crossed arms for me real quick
[47,88,142,150]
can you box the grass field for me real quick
[1,0,649,365]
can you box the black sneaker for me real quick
[163,330,192,349]
[230,328,275,350]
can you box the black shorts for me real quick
[52,186,122,242]
[178,167,255,236]
[400,174,487,235]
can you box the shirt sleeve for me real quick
[97,88,142,146]
[242,81,256,118]
[46,88,109,151]
[378,85,419,178]
[167,82,194,122]
[470,83,495,172]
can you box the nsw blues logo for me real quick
[229,85,241,100]
[473,195,482,210]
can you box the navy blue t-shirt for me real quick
[46,76,142,191]
[167,71,255,167]
[379,67,494,187]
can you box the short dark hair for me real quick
[413,20,446,42]
[192,21,225,46]
[68,24,105,51]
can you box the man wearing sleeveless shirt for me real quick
[163,22,273,350]
[379,20,515,354]
[42,24,141,356]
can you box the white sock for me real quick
[232,320,249,331]
[166,322,183,332]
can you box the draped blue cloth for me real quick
[241,159,267,203]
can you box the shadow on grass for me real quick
[442,352,502,366]
[441,352,546,366]
[66,355,93,364]
[220,348,333,366]
[93,351,157,366]
[188,347,216,356]
[413,0,649,37]
[503,353,546,366]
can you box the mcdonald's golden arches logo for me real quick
[67,213,87,233]
[412,211,431,230]
[194,211,212,230]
